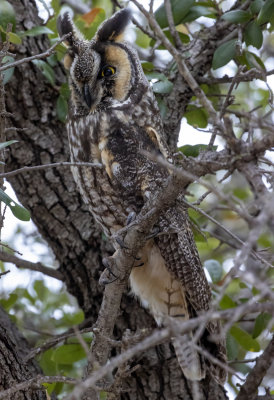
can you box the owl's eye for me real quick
[101,65,116,77]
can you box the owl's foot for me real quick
[126,211,136,225]
[146,226,161,240]
[134,261,144,268]
[99,257,119,285]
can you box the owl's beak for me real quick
[83,83,93,108]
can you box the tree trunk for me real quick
[0,306,47,400]
[2,1,229,398]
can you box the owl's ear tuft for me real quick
[96,9,131,43]
[57,12,76,48]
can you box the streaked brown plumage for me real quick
[58,9,226,383]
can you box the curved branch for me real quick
[236,335,274,400]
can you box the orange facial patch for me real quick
[104,45,131,101]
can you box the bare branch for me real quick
[164,0,183,49]
[236,335,274,400]
[198,68,274,85]
[0,161,102,179]
[0,269,10,278]
[0,34,71,73]
[0,250,63,280]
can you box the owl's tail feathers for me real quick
[172,333,205,381]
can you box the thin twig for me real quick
[0,269,10,278]
[0,161,102,179]
[0,34,72,72]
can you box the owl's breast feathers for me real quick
[67,93,168,234]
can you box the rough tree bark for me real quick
[0,306,47,400]
[1,0,233,398]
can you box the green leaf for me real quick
[221,10,252,23]
[47,54,58,67]
[219,294,237,310]
[0,293,18,310]
[238,50,266,71]
[135,28,151,49]
[33,280,49,301]
[244,21,263,48]
[1,55,15,85]
[63,310,84,325]
[43,383,56,396]
[226,332,239,361]
[0,1,16,32]
[59,83,70,100]
[230,325,260,352]
[257,233,273,248]
[22,26,54,37]
[245,51,266,70]
[204,259,223,283]
[31,60,55,85]
[184,106,208,128]
[192,228,209,243]
[51,0,61,13]
[257,0,274,24]
[212,39,237,70]
[253,312,272,338]
[156,97,168,119]
[51,344,86,364]
[0,140,18,150]
[0,189,30,221]
[40,349,58,375]
[233,187,251,200]
[154,0,195,28]
[46,14,58,38]
[7,32,21,44]
[251,0,264,14]
[181,5,217,22]
[56,95,68,123]
[152,79,173,94]
[145,72,167,81]
[178,144,217,157]
[141,61,154,72]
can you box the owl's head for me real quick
[58,9,147,114]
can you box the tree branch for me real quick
[0,161,102,179]
[236,335,274,400]
[0,250,63,280]
[0,34,71,72]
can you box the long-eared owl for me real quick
[58,9,226,383]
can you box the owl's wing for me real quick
[155,208,227,382]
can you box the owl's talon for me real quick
[146,226,161,240]
[101,275,119,285]
[134,262,144,268]
[99,258,120,285]
[102,258,118,278]
[115,236,129,250]
[127,211,136,226]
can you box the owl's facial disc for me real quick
[70,49,105,111]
